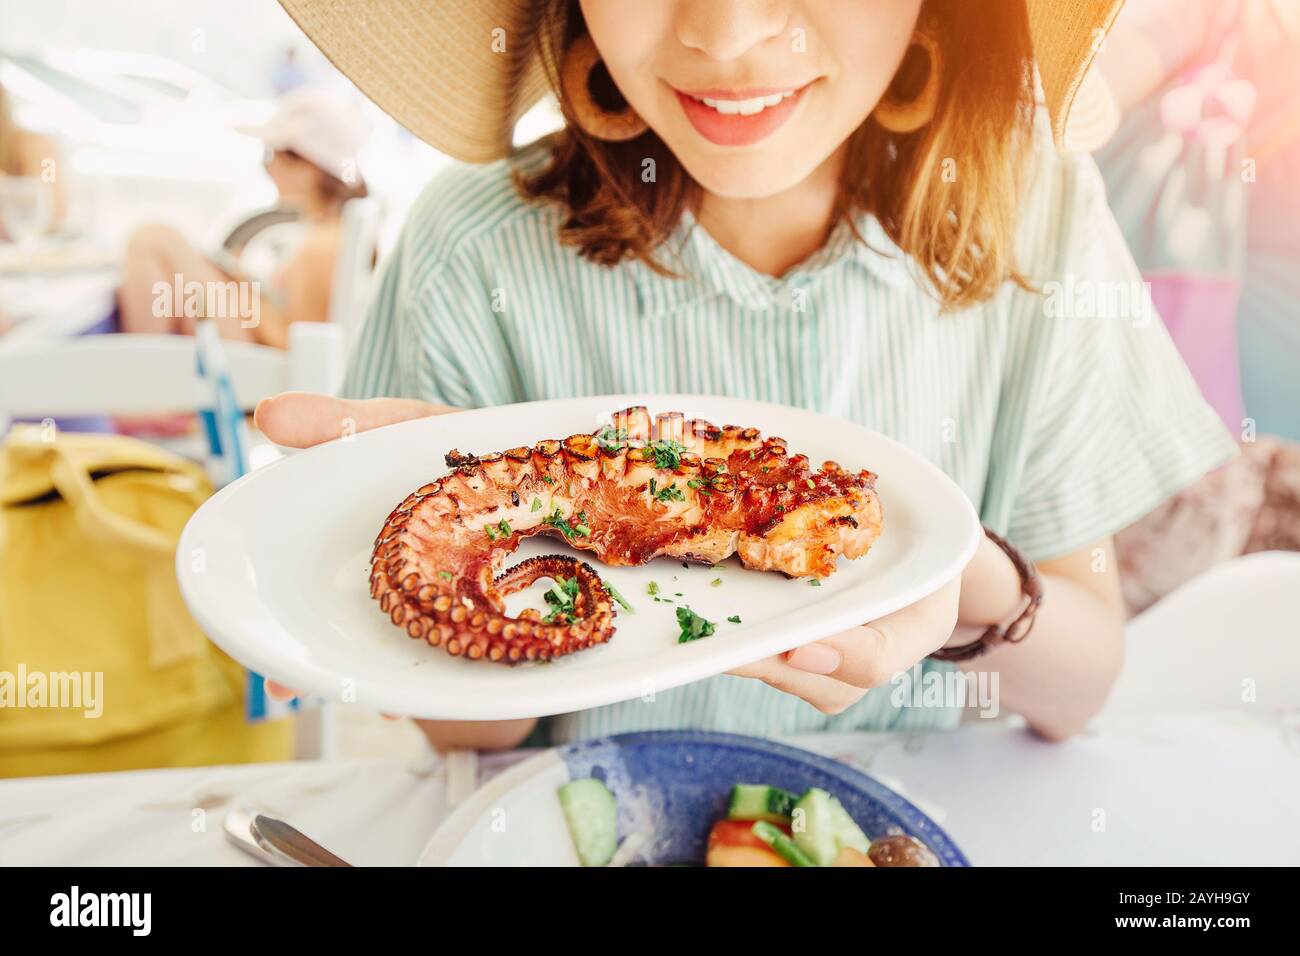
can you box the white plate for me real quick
[176,394,979,720]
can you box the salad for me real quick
[558,778,941,867]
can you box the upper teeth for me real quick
[695,92,794,116]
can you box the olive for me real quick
[867,834,940,867]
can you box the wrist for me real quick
[934,528,1044,662]
[956,533,1023,626]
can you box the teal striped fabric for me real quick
[345,123,1237,743]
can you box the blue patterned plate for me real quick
[418,730,968,866]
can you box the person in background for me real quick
[116,88,369,348]
[271,47,308,96]
[1,80,66,335]
[1094,0,1300,611]
[1095,0,1300,441]
[0,80,67,233]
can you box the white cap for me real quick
[243,87,370,185]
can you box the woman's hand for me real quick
[728,577,963,714]
[729,535,1023,714]
[254,391,457,448]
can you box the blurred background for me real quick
[0,0,1296,780]
[0,0,562,263]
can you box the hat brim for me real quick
[279,0,1126,161]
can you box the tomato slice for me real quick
[705,819,793,866]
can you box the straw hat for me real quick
[278,0,1126,162]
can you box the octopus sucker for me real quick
[369,407,883,665]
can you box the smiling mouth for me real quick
[672,83,811,147]
[687,90,797,116]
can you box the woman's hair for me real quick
[519,0,1037,311]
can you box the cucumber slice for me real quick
[727,784,798,822]
[791,788,839,866]
[751,821,817,867]
[828,796,871,854]
[557,778,618,867]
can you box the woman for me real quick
[1089,0,1300,613]
[258,0,1236,748]
[0,81,66,232]
[117,87,368,348]
[1094,0,1300,441]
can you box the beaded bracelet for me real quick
[930,526,1043,662]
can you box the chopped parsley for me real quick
[710,577,722,587]
[675,606,716,643]
[686,479,713,496]
[531,497,542,512]
[687,472,723,496]
[810,578,822,587]
[484,519,511,540]
[606,582,633,613]
[647,580,660,597]
[727,615,742,624]
[647,439,688,470]
[652,480,685,503]
[541,475,555,485]
[543,575,580,623]
[438,570,453,581]
[597,426,629,450]
[544,508,588,540]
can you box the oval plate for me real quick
[419,730,969,866]
[177,394,979,719]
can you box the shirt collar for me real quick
[633,209,914,319]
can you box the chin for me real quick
[673,148,825,201]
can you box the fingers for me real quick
[813,577,961,687]
[785,642,843,674]
[265,680,299,701]
[729,577,963,714]
[254,392,455,449]
[727,657,866,716]
[267,680,399,719]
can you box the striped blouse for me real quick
[344,121,1236,743]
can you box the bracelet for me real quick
[930,526,1043,662]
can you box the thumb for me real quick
[254,392,453,448]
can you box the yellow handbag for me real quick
[0,426,292,778]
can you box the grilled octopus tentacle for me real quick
[370,406,883,665]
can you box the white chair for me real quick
[328,197,382,348]
[0,323,346,420]
[0,322,346,760]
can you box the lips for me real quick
[674,85,807,147]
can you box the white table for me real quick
[0,269,119,350]
[2,711,1297,866]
